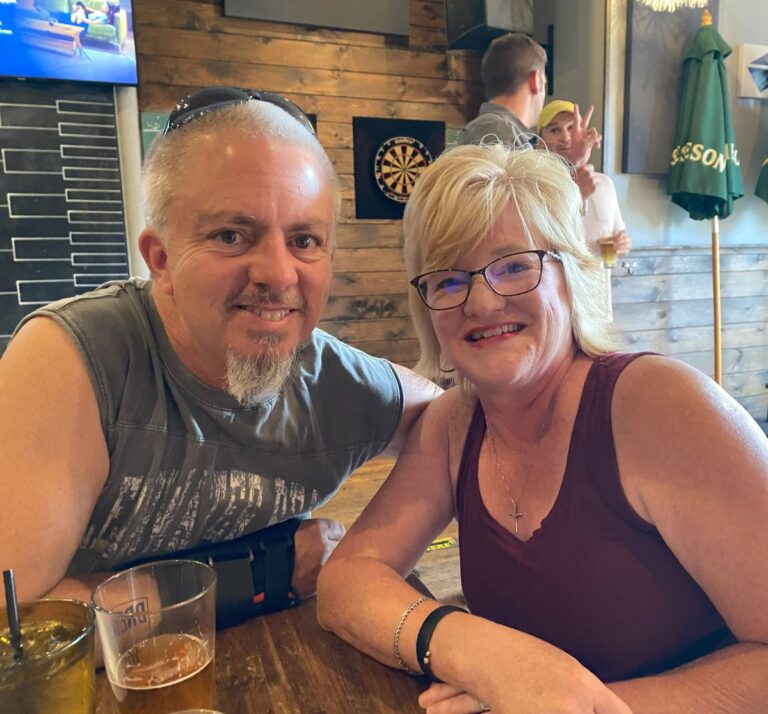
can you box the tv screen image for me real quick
[0,0,137,85]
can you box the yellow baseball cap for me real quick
[536,100,575,134]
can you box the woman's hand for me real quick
[419,683,489,713]
[421,620,634,714]
[419,675,632,714]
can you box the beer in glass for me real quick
[92,559,216,714]
[598,237,618,267]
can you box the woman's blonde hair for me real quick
[403,143,616,389]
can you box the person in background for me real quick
[538,99,631,264]
[0,87,440,626]
[459,32,600,202]
[538,99,631,318]
[70,1,107,24]
[317,144,768,713]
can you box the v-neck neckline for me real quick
[474,358,599,545]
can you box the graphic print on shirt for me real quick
[80,468,315,562]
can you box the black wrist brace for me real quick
[121,518,302,629]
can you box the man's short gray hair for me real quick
[141,101,341,232]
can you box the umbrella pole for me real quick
[711,216,722,385]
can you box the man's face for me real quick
[540,112,575,154]
[153,131,335,388]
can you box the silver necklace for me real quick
[485,423,543,535]
[482,358,576,535]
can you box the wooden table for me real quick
[20,19,84,56]
[96,598,427,713]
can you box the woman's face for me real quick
[429,205,575,395]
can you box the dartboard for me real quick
[373,136,433,203]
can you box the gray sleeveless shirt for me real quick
[15,280,403,576]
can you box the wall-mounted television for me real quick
[0,0,137,85]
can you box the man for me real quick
[459,33,600,200]
[537,100,632,262]
[538,99,632,319]
[0,87,440,623]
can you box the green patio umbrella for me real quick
[667,9,743,385]
[756,157,768,204]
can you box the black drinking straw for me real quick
[2,569,23,661]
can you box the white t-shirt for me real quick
[582,172,625,319]
[582,172,625,255]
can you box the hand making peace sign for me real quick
[561,104,602,168]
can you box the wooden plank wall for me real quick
[611,246,768,430]
[132,0,483,366]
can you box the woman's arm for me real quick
[317,390,463,662]
[317,391,630,714]
[609,356,768,713]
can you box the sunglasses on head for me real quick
[162,86,316,136]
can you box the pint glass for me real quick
[0,598,95,713]
[92,560,216,714]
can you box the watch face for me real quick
[374,136,433,203]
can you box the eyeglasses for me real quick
[410,250,562,311]
[162,86,315,136]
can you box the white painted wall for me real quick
[605,0,768,248]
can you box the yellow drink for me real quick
[0,601,95,714]
[598,237,617,267]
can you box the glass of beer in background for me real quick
[597,236,618,268]
[92,560,216,714]
[0,598,95,713]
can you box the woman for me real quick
[316,145,768,713]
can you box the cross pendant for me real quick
[509,506,524,534]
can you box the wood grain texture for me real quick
[139,83,476,125]
[138,57,480,105]
[612,247,768,418]
[95,598,429,713]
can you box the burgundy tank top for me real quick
[456,353,735,681]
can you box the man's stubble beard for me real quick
[225,335,298,407]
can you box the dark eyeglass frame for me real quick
[410,249,562,311]
[162,86,316,136]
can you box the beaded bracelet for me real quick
[392,596,432,674]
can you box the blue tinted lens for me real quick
[487,253,540,291]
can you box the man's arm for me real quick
[381,363,442,459]
[0,317,109,601]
